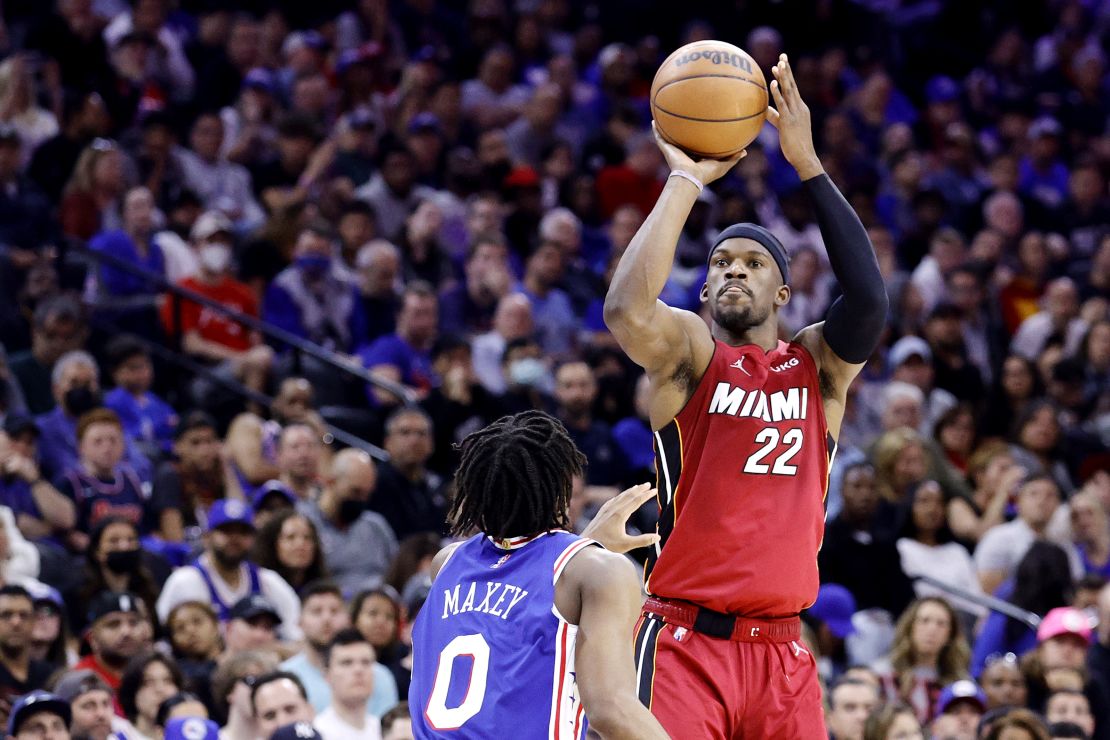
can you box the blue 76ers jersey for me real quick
[409,531,597,739]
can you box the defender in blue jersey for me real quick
[409,411,668,739]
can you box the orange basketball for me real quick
[651,40,768,159]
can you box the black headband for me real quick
[708,223,790,285]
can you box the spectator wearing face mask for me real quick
[498,337,554,415]
[263,223,360,352]
[161,211,274,402]
[297,450,396,597]
[35,351,151,485]
[471,293,535,395]
[73,518,162,637]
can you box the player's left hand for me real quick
[766,54,824,180]
[581,482,661,554]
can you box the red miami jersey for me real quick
[645,339,835,617]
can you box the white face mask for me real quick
[509,357,547,388]
[199,243,232,273]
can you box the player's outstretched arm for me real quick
[581,482,660,553]
[603,126,742,382]
[564,549,670,739]
[767,54,888,412]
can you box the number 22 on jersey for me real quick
[742,428,804,475]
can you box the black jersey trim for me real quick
[644,421,683,591]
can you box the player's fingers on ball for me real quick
[650,121,669,148]
[765,105,780,128]
[770,80,790,114]
[780,60,795,100]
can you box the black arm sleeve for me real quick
[802,174,889,364]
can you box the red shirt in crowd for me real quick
[596,165,665,219]
[73,654,125,715]
[162,276,258,352]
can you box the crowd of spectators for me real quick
[0,0,1107,738]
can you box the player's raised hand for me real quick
[581,482,661,554]
[766,54,824,180]
[652,122,746,186]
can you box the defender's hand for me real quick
[652,122,746,187]
[581,482,660,554]
[766,54,824,180]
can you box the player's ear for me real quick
[775,284,791,306]
[700,282,709,303]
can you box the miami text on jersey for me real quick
[706,383,810,422]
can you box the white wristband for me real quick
[669,169,704,193]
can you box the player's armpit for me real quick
[794,322,865,402]
[566,549,670,740]
[793,322,864,442]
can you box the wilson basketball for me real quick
[651,41,768,159]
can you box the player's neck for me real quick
[712,321,779,352]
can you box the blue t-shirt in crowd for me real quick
[613,416,655,473]
[104,387,178,453]
[0,477,41,522]
[522,286,577,356]
[969,581,1037,677]
[89,230,165,297]
[35,407,153,484]
[357,334,435,402]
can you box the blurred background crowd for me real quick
[0,0,1107,738]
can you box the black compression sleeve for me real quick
[801,173,889,364]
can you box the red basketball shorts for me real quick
[633,602,827,739]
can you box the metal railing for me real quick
[914,575,1040,629]
[70,240,416,461]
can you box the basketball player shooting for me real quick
[603,54,889,737]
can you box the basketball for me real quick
[650,40,769,159]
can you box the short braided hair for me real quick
[449,411,586,539]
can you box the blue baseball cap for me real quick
[926,75,960,104]
[937,679,987,714]
[207,499,254,531]
[408,112,442,135]
[251,480,296,512]
[806,584,857,638]
[242,68,276,95]
[7,691,70,736]
[164,717,219,740]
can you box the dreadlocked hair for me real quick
[449,411,586,539]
